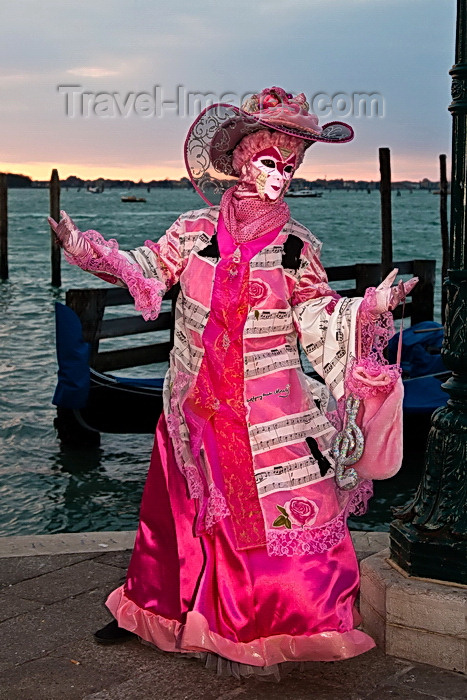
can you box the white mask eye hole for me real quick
[284,165,294,175]
[259,158,276,169]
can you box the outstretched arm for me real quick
[292,240,417,401]
[48,210,185,320]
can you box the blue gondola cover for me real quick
[388,321,445,377]
[53,303,91,409]
[388,321,447,414]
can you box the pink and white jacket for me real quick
[66,206,375,556]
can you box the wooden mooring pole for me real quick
[379,147,393,279]
[439,154,449,323]
[50,168,61,287]
[0,174,7,280]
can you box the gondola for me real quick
[53,302,165,446]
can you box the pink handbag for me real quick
[332,309,404,488]
[353,372,404,480]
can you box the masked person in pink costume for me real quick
[49,87,417,678]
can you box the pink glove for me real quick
[369,268,418,317]
[47,210,166,322]
[48,210,94,260]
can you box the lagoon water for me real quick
[0,188,444,536]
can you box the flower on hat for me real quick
[242,87,311,115]
[243,87,289,113]
[259,87,288,109]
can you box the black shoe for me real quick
[93,619,137,644]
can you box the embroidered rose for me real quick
[286,498,319,527]
[249,280,269,306]
[272,498,319,529]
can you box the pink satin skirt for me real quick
[106,415,375,667]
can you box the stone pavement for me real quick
[0,531,466,700]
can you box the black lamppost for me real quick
[390,0,467,585]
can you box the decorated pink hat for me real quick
[184,87,354,205]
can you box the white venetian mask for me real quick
[249,146,297,201]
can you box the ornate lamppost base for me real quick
[389,364,467,587]
[390,520,467,583]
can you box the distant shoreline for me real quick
[3,172,446,192]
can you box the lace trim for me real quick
[183,464,204,500]
[166,410,203,499]
[266,479,372,557]
[344,288,398,399]
[165,373,231,531]
[165,371,204,500]
[64,230,166,321]
[205,483,231,530]
[347,478,373,517]
[359,288,395,361]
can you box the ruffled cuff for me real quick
[345,288,399,399]
[358,287,395,358]
[64,230,166,321]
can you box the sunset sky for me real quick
[0,0,457,183]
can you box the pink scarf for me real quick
[220,186,290,244]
